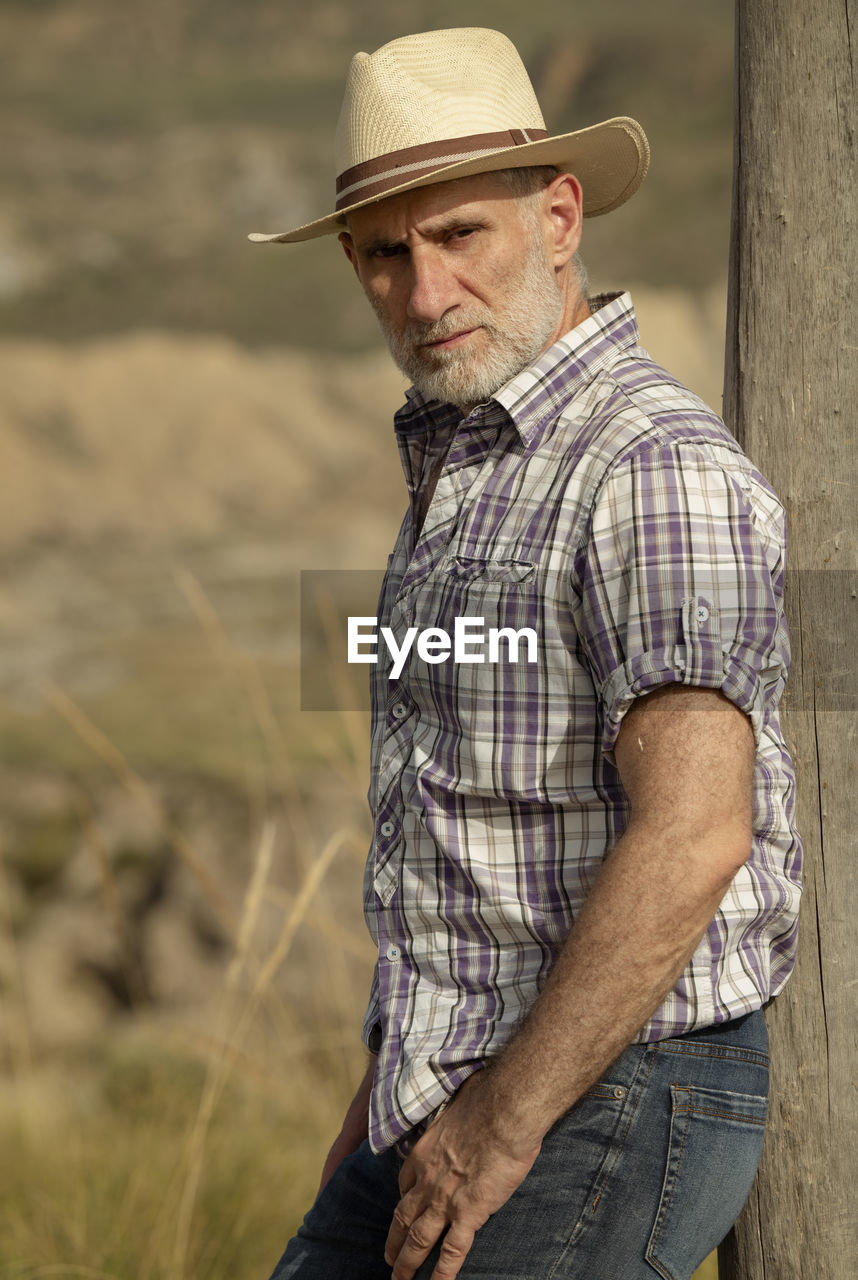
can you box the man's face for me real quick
[339,172,584,410]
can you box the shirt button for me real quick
[386,944,402,962]
[380,821,395,838]
[695,605,710,624]
[392,702,408,719]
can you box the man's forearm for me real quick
[478,815,748,1152]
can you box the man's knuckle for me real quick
[440,1238,468,1261]
[392,1205,412,1230]
[407,1221,434,1249]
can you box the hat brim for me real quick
[248,116,649,245]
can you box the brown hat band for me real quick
[334,127,549,211]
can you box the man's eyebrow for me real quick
[355,210,494,256]
[423,211,494,239]
[357,235,405,255]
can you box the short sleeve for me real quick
[572,439,790,759]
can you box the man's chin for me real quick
[401,346,487,405]
[390,329,534,408]
[417,379,500,410]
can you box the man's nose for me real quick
[406,248,462,323]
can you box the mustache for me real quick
[406,311,492,347]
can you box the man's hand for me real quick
[384,1071,540,1280]
[317,1054,377,1195]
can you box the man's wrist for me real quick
[467,1059,556,1156]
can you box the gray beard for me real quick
[371,230,565,411]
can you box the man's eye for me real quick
[372,244,405,259]
[450,228,476,242]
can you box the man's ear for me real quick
[542,174,584,269]
[338,231,362,281]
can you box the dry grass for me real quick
[0,569,374,1278]
[0,815,369,1278]
[0,1032,352,1278]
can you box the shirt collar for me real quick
[393,292,640,450]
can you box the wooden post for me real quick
[719,1,857,1277]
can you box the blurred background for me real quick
[0,2,733,1276]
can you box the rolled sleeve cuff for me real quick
[600,642,766,760]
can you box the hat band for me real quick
[334,127,549,211]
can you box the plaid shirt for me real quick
[362,292,801,1153]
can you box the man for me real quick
[251,29,801,1280]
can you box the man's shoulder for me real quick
[570,338,738,461]
[521,292,739,469]
[547,336,781,523]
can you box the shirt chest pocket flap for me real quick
[445,555,536,585]
[416,555,539,636]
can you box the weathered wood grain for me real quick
[719,1,857,1277]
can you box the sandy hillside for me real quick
[0,285,725,554]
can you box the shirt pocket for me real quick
[410,558,541,657]
[409,555,541,639]
[445,555,537,585]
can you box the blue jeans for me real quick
[271,1012,768,1280]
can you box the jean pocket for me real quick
[645,1084,768,1280]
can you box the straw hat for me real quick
[249,28,649,245]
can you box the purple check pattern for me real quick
[361,293,801,1153]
